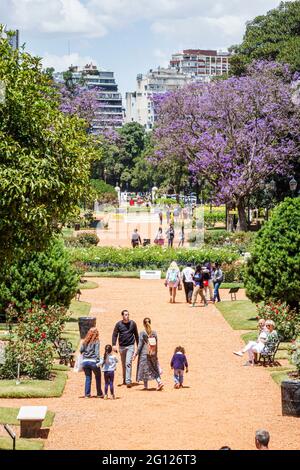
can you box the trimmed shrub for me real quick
[244,198,300,310]
[76,233,99,246]
[0,238,79,319]
[68,246,239,272]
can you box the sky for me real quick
[0,0,286,97]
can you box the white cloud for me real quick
[0,0,283,38]
[42,52,98,71]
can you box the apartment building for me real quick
[125,67,192,130]
[170,49,230,80]
[70,63,123,131]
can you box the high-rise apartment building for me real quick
[70,63,123,131]
[125,67,192,130]
[170,49,230,80]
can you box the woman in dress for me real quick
[133,317,163,391]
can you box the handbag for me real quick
[73,353,84,372]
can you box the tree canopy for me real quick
[230,1,300,76]
[0,27,100,262]
[153,61,299,230]
[244,198,300,311]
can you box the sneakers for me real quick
[104,395,108,400]
[156,382,164,391]
[189,304,196,308]
[233,351,243,357]
[174,384,180,389]
[126,383,132,388]
[112,394,116,400]
[243,361,254,367]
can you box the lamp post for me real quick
[289,177,298,196]
[114,183,121,206]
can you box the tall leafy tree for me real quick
[0,27,100,262]
[230,1,300,76]
[153,62,299,231]
[244,198,300,311]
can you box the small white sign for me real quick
[17,406,47,421]
[140,270,161,280]
[0,341,5,365]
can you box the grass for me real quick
[0,371,67,398]
[271,371,290,386]
[79,281,98,289]
[0,437,44,450]
[62,227,74,238]
[84,271,141,278]
[69,300,91,319]
[221,283,244,289]
[241,331,257,343]
[0,407,55,427]
[215,300,257,330]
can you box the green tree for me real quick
[230,1,300,75]
[0,238,79,318]
[244,198,300,311]
[0,27,99,262]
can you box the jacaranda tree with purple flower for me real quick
[154,61,299,231]
[59,84,99,128]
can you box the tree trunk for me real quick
[237,199,248,232]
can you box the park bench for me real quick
[258,340,281,366]
[53,338,75,367]
[17,406,47,438]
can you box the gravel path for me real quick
[1,279,299,450]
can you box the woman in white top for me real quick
[233,319,268,366]
[165,261,181,303]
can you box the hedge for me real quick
[69,246,239,271]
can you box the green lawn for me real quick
[215,300,257,330]
[0,407,55,427]
[0,371,67,398]
[79,281,98,289]
[0,437,44,450]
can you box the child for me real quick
[99,344,118,399]
[170,346,188,389]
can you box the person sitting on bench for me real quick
[233,318,269,366]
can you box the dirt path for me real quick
[1,280,299,450]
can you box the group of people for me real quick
[79,310,189,399]
[165,261,223,305]
[233,318,279,366]
[154,223,185,248]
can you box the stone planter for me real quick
[78,317,96,339]
[281,379,300,417]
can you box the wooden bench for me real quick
[258,340,281,366]
[17,406,47,438]
[53,338,75,367]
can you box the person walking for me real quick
[154,227,164,246]
[190,265,208,307]
[112,310,139,387]
[166,207,171,225]
[166,224,175,248]
[202,264,214,302]
[181,262,195,303]
[178,223,185,247]
[165,261,181,303]
[131,228,141,248]
[100,344,118,400]
[133,317,164,391]
[170,346,189,389]
[212,263,223,302]
[80,327,103,398]
[158,210,163,226]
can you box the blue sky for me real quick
[0,0,284,97]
